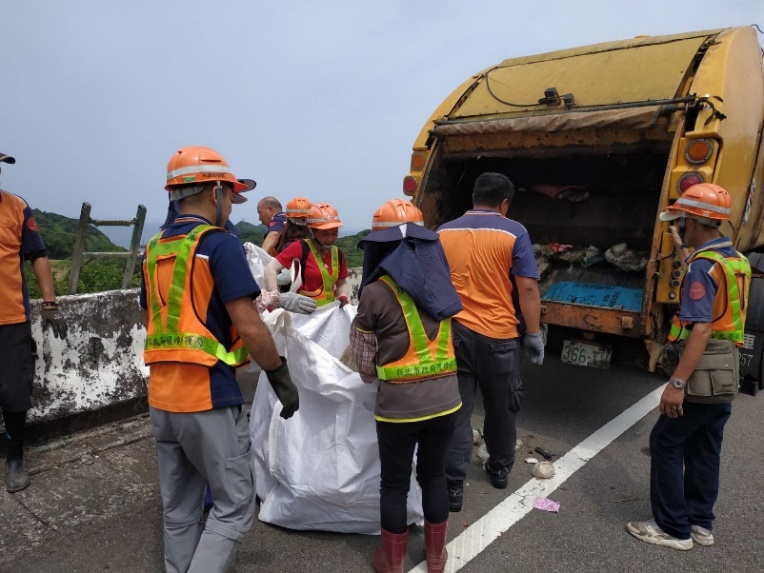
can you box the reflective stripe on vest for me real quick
[668,249,751,345]
[375,275,457,383]
[144,224,249,367]
[299,239,338,307]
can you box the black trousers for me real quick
[376,412,456,534]
[0,321,35,412]
[445,320,524,484]
[650,401,732,539]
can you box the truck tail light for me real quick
[403,175,418,196]
[685,139,714,164]
[410,152,426,171]
[678,172,704,193]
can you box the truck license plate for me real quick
[561,339,612,369]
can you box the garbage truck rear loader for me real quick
[404,26,764,387]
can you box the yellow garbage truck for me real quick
[404,26,764,387]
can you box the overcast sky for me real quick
[1,1,762,232]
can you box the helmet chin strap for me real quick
[311,231,330,251]
[214,182,224,227]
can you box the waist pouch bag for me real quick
[663,339,739,404]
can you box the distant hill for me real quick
[236,221,266,245]
[32,211,368,267]
[33,209,123,259]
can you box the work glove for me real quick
[41,302,68,339]
[337,294,350,309]
[264,357,299,419]
[278,292,317,315]
[523,331,544,365]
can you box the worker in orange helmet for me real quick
[141,145,299,573]
[351,199,463,573]
[627,183,751,551]
[264,202,349,310]
[273,196,313,255]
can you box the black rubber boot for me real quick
[5,459,30,493]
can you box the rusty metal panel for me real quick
[439,127,669,155]
[541,300,645,337]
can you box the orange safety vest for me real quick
[143,224,249,368]
[298,239,339,307]
[668,247,751,346]
[375,275,457,383]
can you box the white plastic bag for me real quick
[250,304,424,534]
[244,241,303,294]
[243,242,272,288]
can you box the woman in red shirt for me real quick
[274,196,313,255]
[264,202,349,308]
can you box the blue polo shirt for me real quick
[679,238,738,323]
[140,214,260,411]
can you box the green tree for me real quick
[234,220,266,245]
[23,262,68,299]
[69,258,141,293]
[336,230,369,268]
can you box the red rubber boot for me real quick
[424,519,448,573]
[372,529,408,573]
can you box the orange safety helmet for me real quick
[371,199,424,231]
[165,146,256,203]
[659,183,731,225]
[286,196,313,221]
[306,203,343,230]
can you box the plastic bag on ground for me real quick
[250,304,424,534]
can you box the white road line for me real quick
[408,384,665,573]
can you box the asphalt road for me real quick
[1,342,762,573]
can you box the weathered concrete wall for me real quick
[20,290,148,430]
[6,271,365,433]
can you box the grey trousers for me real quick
[445,321,524,484]
[150,405,256,573]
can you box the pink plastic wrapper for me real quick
[534,496,560,513]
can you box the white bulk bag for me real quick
[250,304,424,534]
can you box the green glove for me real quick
[265,357,299,419]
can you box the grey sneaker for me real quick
[625,520,693,551]
[691,525,714,546]
[4,459,31,493]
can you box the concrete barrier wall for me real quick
[9,269,364,433]
[24,290,148,429]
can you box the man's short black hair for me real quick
[472,172,515,207]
